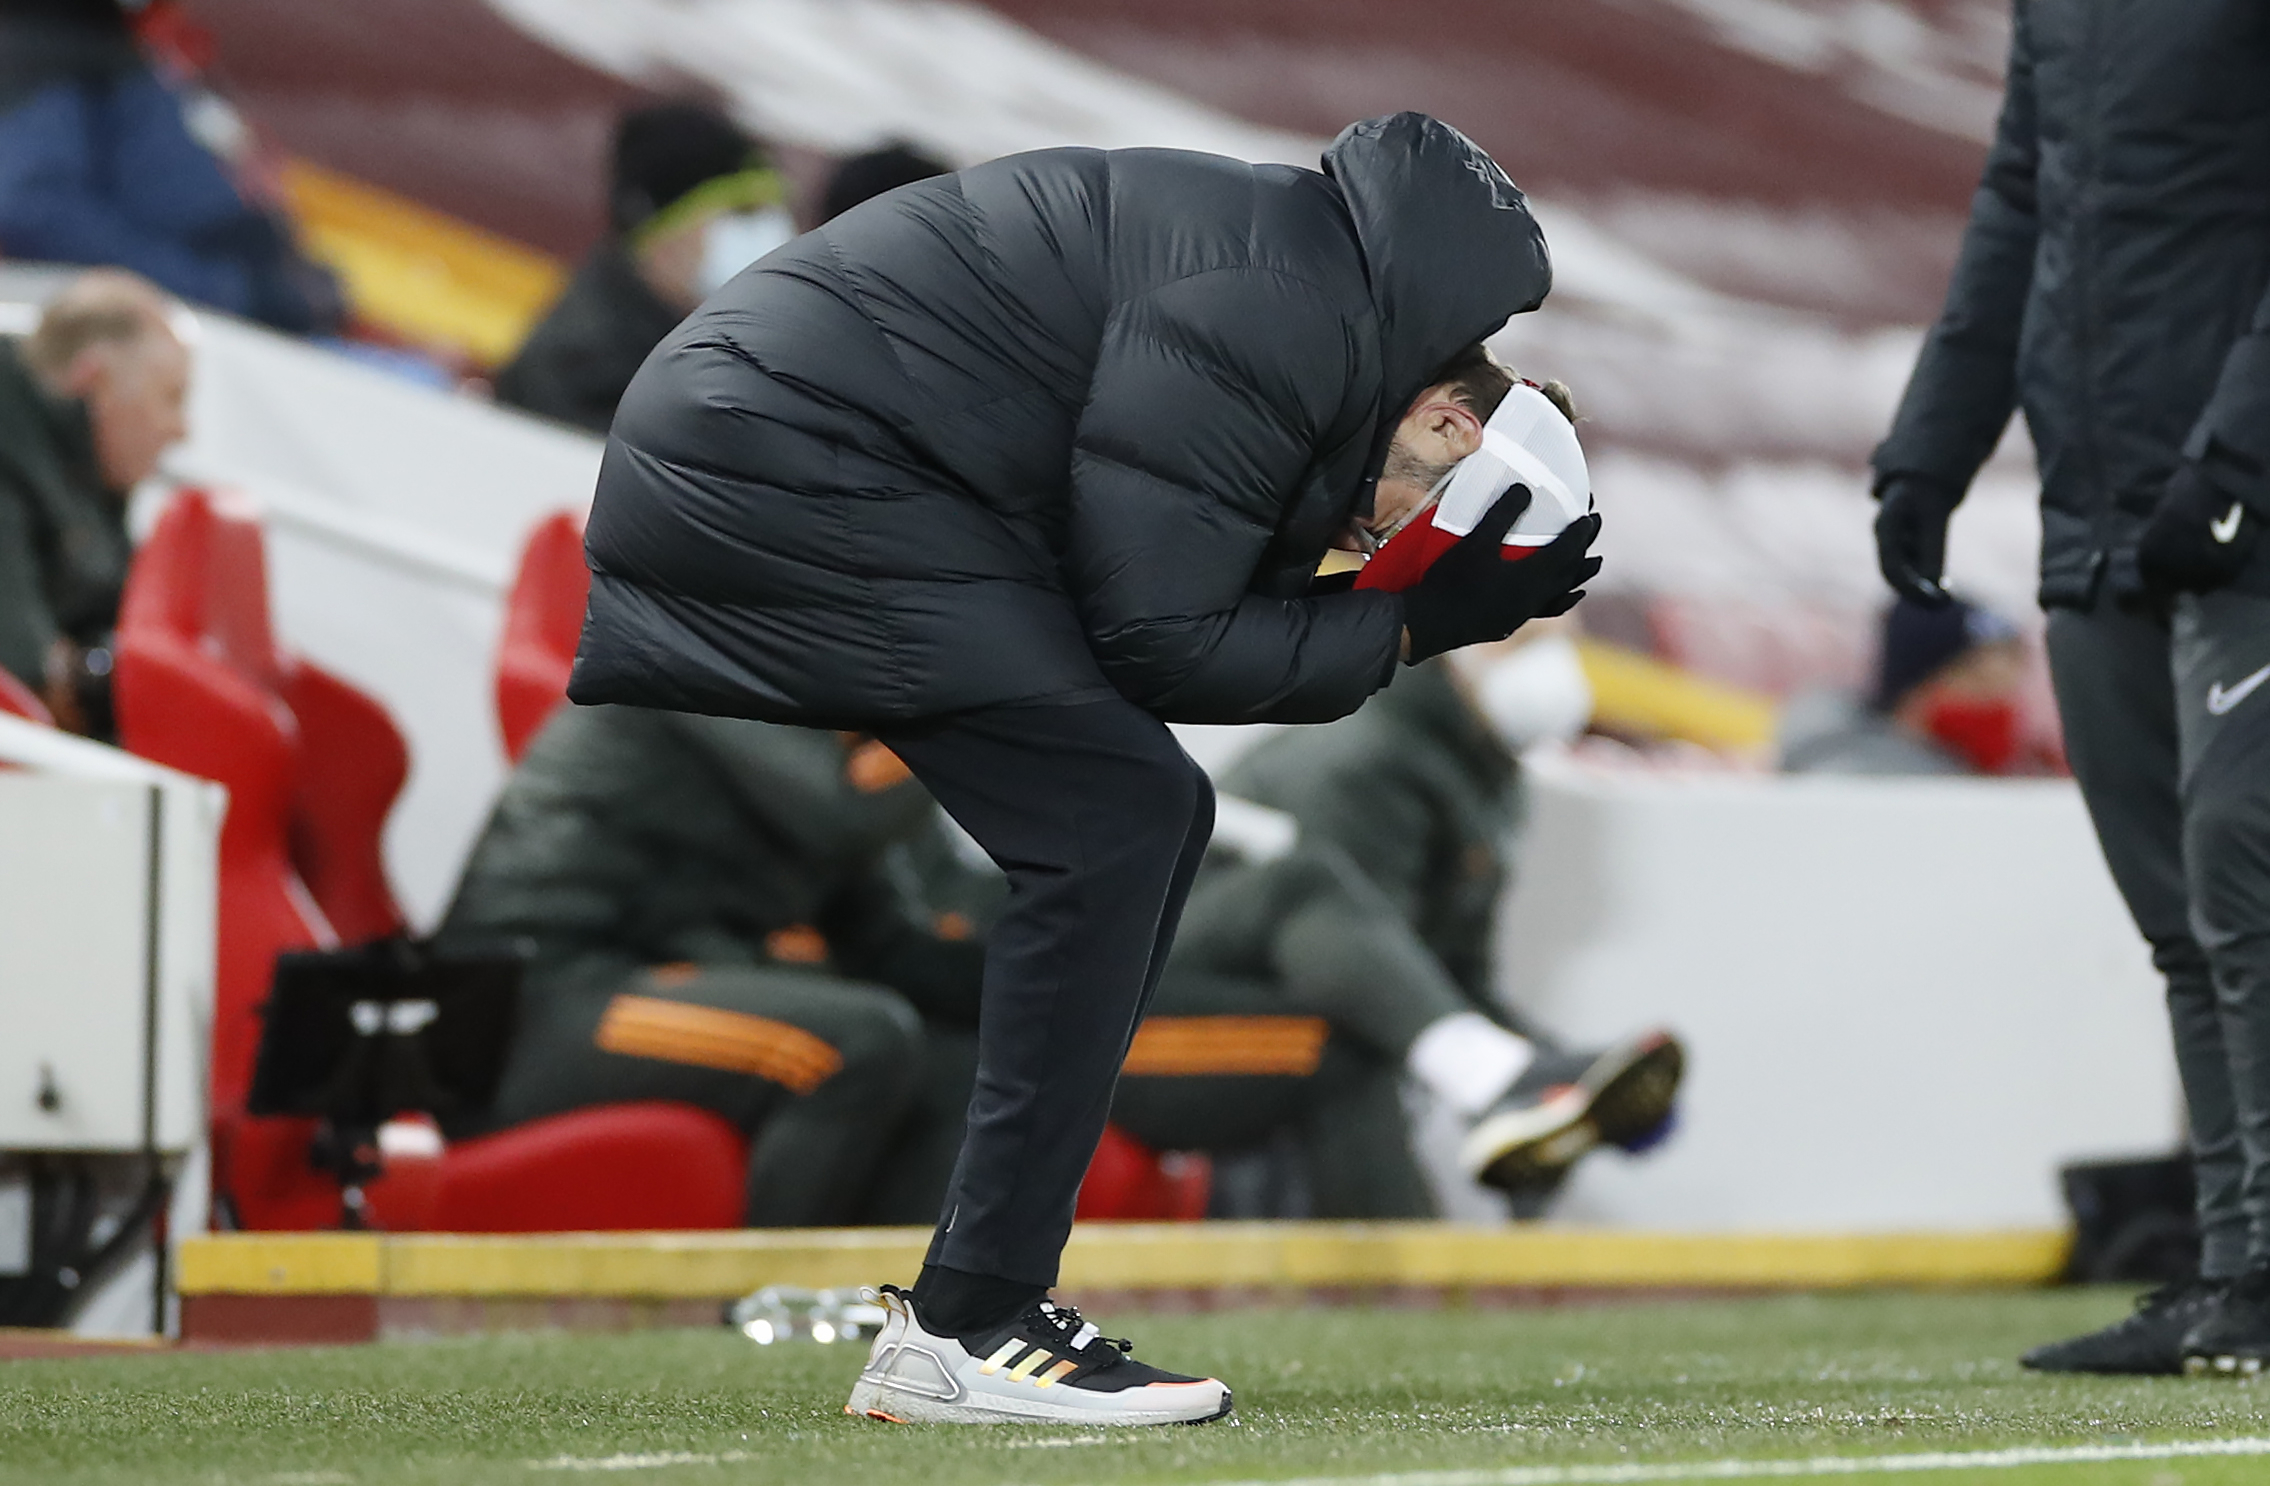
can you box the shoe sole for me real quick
[845,1377,1234,1426]
[2183,1353,2267,1379]
[1467,1034,1685,1192]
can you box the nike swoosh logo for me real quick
[2212,502,2245,544]
[2207,662,2270,715]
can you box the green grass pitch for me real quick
[7,1290,2270,1485]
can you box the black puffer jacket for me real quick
[1875,1,2270,606]
[570,114,1551,727]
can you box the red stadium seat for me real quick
[496,511,589,763]
[115,489,333,1129]
[0,665,54,726]
[116,490,747,1233]
[417,1103,745,1232]
[282,662,409,943]
[1075,1124,1211,1222]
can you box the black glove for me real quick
[1399,489,1602,664]
[2138,462,2261,599]
[1873,474,1963,608]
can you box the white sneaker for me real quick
[845,1287,1232,1426]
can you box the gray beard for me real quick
[1380,440,1457,493]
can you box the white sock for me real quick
[1406,1012,1535,1119]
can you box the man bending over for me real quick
[570,112,1600,1425]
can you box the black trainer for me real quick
[848,1287,1232,1424]
[2020,1276,2226,1375]
[2183,1267,2270,1378]
[1461,1030,1685,1193]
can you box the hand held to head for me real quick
[1398,488,1602,664]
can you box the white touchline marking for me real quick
[527,1450,754,1471]
[525,1435,2270,1480]
[1200,1435,2270,1486]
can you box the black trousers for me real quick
[2049,586,2270,1275]
[881,697,1215,1287]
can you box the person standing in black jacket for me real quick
[1873,1,2270,1376]
[571,112,1600,1425]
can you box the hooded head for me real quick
[1322,113,1553,515]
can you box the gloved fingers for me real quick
[1536,510,1602,557]
[1538,588,1587,618]
[1472,483,1534,545]
[1885,563,1953,609]
[1874,484,1954,608]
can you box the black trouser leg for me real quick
[2174,591,2270,1267]
[482,959,925,1228]
[2048,592,2242,1276]
[857,1024,978,1226]
[880,698,1215,1290]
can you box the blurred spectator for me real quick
[0,0,339,333]
[1105,645,1681,1214]
[431,704,981,1226]
[0,269,186,738]
[1778,596,2026,776]
[495,102,788,433]
[819,143,950,224]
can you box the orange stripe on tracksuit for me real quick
[594,993,845,1094]
[1120,1015,1329,1078]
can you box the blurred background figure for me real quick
[494,102,786,433]
[0,268,186,739]
[1870,0,2270,1377]
[1133,636,1680,1217]
[1779,596,2030,777]
[0,0,338,334]
[432,703,983,1226]
[818,143,950,226]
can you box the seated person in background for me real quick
[1779,595,2032,776]
[817,144,950,225]
[0,0,338,333]
[1115,633,1681,1214]
[0,269,187,737]
[432,704,983,1226]
[495,103,790,434]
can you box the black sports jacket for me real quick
[569,113,1551,725]
[1876,0,2270,605]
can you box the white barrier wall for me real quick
[0,716,222,1335]
[1498,757,2178,1231]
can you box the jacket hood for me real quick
[1323,114,1552,511]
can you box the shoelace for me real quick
[1032,1299,1131,1356]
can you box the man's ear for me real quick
[55,344,111,401]
[1425,394,1484,459]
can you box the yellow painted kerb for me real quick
[175,1224,2068,1298]
[174,1232,385,1295]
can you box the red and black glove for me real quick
[1397,489,1601,664]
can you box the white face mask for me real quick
[697,206,798,295]
[1461,634,1594,754]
